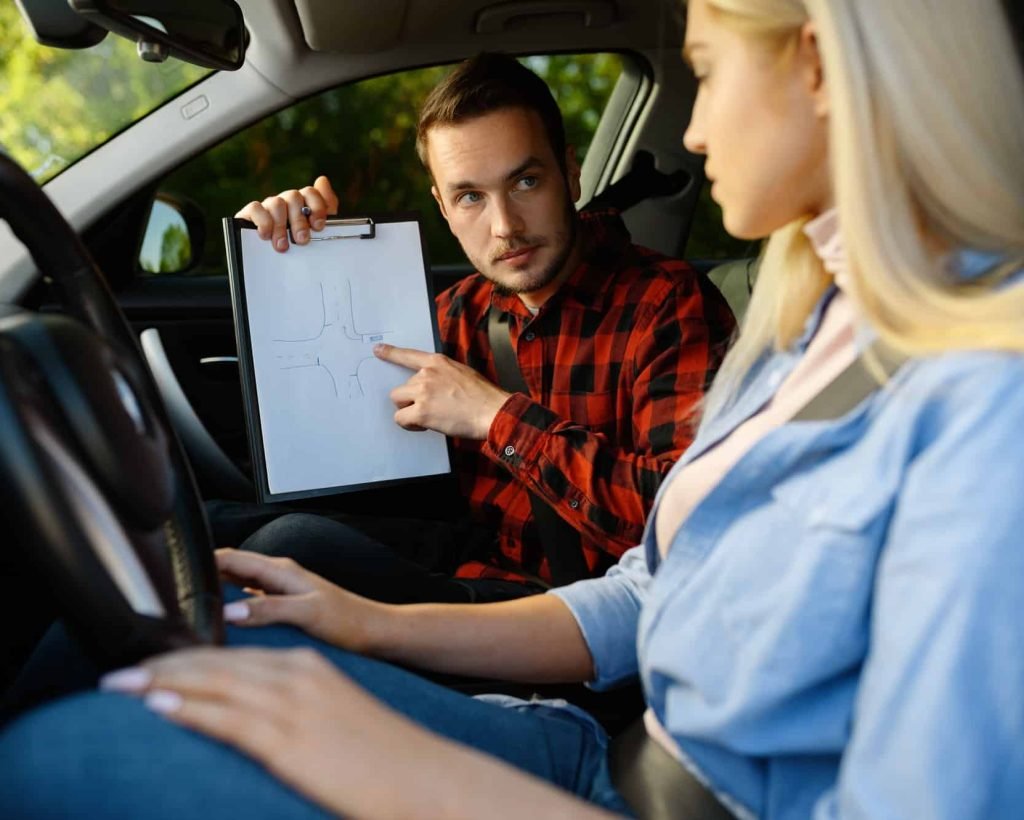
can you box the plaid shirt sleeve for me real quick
[482,268,735,559]
[438,210,735,582]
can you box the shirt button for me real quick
[504,445,516,457]
[569,499,580,509]
[524,331,536,342]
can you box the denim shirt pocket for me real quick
[717,465,896,681]
[769,462,894,533]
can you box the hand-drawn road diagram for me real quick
[236,218,450,496]
[271,278,392,400]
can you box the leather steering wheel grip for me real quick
[0,151,223,658]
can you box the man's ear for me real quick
[565,145,582,203]
[431,185,450,225]
[799,22,829,118]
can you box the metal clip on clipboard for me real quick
[290,217,376,243]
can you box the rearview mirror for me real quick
[68,0,247,71]
[13,0,108,49]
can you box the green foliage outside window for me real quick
[157,222,191,272]
[159,54,627,274]
[0,1,746,275]
[0,4,209,182]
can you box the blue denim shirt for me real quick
[553,265,1024,819]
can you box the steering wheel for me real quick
[0,152,223,669]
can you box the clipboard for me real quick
[224,212,452,503]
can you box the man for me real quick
[233,52,734,602]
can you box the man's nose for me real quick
[491,195,525,239]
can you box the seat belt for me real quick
[608,340,909,820]
[487,307,592,586]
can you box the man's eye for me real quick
[515,176,538,191]
[457,191,482,206]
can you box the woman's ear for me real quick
[799,21,829,118]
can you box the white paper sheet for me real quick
[237,220,450,496]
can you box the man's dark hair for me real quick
[415,52,568,176]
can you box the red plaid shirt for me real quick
[437,209,735,583]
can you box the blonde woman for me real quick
[3,0,1022,817]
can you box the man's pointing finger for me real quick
[373,343,435,371]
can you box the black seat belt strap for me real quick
[793,340,906,422]
[487,306,591,586]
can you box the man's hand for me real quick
[235,175,339,252]
[215,548,391,655]
[374,343,511,440]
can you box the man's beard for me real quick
[471,196,579,297]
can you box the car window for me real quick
[685,187,757,260]
[144,53,627,276]
[0,5,210,183]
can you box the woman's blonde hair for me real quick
[702,0,1024,417]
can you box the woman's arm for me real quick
[216,548,596,683]
[371,594,596,682]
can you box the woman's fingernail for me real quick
[99,667,152,692]
[275,237,288,250]
[295,229,309,242]
[313,218,325,230]
[224,601,251,622]
[145,690,183,715]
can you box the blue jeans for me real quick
[0,595,630,817]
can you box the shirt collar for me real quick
[793,207,869,351]
[791,285,841,351]
[803,207,850,290]
[946,248,1012,282]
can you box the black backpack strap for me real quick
[487,306,591,586]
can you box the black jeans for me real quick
[211,502,544,604]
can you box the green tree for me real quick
[158,222,191,272]
[0,4,207,181]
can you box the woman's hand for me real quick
[217,548,390,654]
[100,647,614,820]
[101,646,436,819]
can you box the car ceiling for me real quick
[290,0,681,52]
[239,0,685,95]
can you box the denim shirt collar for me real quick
[951,248,1009,282]
[644,233,1017,570]
[683,211,1022,456]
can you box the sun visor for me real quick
[292,0,619,53]
[293,0,409,52]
